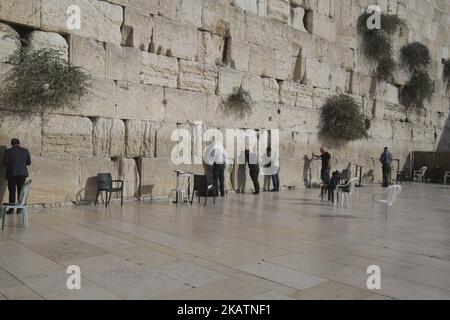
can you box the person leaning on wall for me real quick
[3,138,31,214]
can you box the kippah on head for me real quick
[11,138,20,146]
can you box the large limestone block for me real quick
[228,39,250,72]
[42,115,93,158]
[72,79,117,118]
[233,0,258,14]
[141,52,178,88]
[164,88,208,123]
[217,67,244,97]
[206,95,247,128]
[279,81,314,108]
[113,158,140,198]
[202,0,231,36]
[279,159,303,187]
[79,157,115,202]
[0,112,42,155]
[266,0,290,24]
[121,7,154,51]
[105,0,158,14]
[125,120,156,158]
[0,23,21,78]
[179,0,203,27]
[260,78,280,103]
[27,158,80,204]
[93,118,126,157]
[117,82,165,121]
[248,44,291,80]
[197,31,226,65]
[70,36,107,79]
[178,60,218,94]
[139,158,180,196]
[303,58,331,89]
[0,0,40,28]
[155,122,178,158]
[278,104,307,130]
[290,7,308,32]
[41,0,123,45]
[246,14,290,50]
[245,102,279,129]
[309,11,337,42]
[229,6,247,41]
[106,44,141,82]
[27,31,69,61]
[152,16,198,60]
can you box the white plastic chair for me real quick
[337,177,358,208]
[413,167,427,183]
[169,174,191,206]
[378,185,402,221]
[1,180,32,230]
[444,171,450,185]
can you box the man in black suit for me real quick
[245,149,260,195]
[3,138,31,213]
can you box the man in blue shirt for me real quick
[379,147,393,187]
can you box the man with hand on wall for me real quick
[3,138,31,213]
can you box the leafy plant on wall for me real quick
[357,12,405,82]
[319,94,369,141]
[443,58,450,91]
[0,47,90,113]
[222,85,254,118]
[399,42,434,109]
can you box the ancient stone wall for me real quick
[0,0,449,205]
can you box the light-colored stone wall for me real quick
[0,0,449,204]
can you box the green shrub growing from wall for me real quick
[319,94,369,141]
[0,47,90,113]
[223,86,253,118]
[357,12,404,82]
[443,58,450,90]
[400,42,431,73]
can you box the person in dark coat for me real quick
[313,147,332,197]
[379,147,393,187]
[3,138,31,213]
[245,149,260,195]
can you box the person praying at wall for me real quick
[379,147,393,187]
[313,147,331,197]
[205,139,228,197]
[3,138,31,214]
[245,149,260,195]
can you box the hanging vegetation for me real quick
[400,42,431,73]
[443,58,450,90]
[357,12,404,82]
[223,86,253,118]
[319,94,369,141]
[399,71,433,108]
[0,47,90,113]
[399,42,433,108]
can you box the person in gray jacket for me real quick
[3,138,31,213]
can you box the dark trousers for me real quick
[382,165,391,187]
[272,170,280,191]
[250,167,260,194]
[7,175,26,204]
[212,163,225,196]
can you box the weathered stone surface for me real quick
[125,120,156,158]
[27,158,80,204]
[164,88,207,123]
[179,0,203,27]
[202,0,231,36]
[139,158,179,196]
[121,7,154,51]
[178,60,218,94]
[28,31,69,61]
[107,44,141,82]
[291,7,308,32]
[217,67,243,98]
[105,0,158,14]
[233,0,258,14]
[303,58,330,89]
[155,122,177,158]
[117,82,165,121]
[228,39,250,72]
[197,31,226,65]
[248,44,291,80]
[140,52,178,88]
[72,79,117,118]
[41,0,123,45]
[0,112,42,155]
[0,0,40,28]
[113,158,140,197]
[93,118,126,157]
[42,115,93,158]
[152,16,198,60]
[0,23,21,77]
[70,36,107,79]
[266,0,290,24]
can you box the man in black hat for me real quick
[3,138,31,213]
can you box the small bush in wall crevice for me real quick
[319,94,369,141]
[399,71,433,109]
[222,86,253,118]
[400,42,431,73]
[443,58,450,90]
[0,47,90,113]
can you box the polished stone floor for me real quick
[1,183,450,300]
